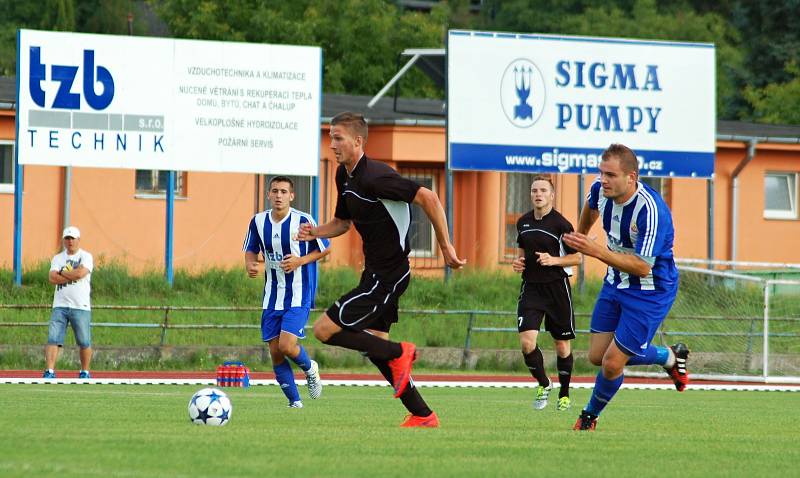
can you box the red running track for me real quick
[2,369,788,386]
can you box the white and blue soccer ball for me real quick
[188,388,232,426]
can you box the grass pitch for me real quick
[1,384,796,477]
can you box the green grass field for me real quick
[1,384,797,477]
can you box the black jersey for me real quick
[516,208,577,283]
[334,155,421,279]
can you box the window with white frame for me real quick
[0,141,14,193]
[764,172,798,219]
[402,171,436,257]
[135,169,186,197]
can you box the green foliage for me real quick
[151,0,447,97]
[729,0,800,88]
[476,0,745,119]
[744,62,800,125]
[0,0,147,76]
[1,385,798,477]
[2,0,799,121]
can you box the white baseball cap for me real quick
[62,226,81,239]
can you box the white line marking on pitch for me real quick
[1,377,797,392]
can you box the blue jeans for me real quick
[47,307,92,348]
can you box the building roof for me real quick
[324,93,445,125]
[717,120,800,143]
[0,76,15,107]
[2,76,799,142]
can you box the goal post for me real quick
[626,261,800,383]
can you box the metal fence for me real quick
[2,303,798,381]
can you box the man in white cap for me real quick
[44,226,94,379]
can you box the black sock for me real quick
[523,347,549,386]
[557,353,574,398]
[369,357,432,417]
[324,329,402,361]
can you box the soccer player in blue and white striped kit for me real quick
[243,176,330,408]
[563,144,689,431]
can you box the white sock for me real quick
[664,348,676,368]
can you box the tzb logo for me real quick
[29,46,115,110]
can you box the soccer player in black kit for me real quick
[298,112,466,427]
[511,176,581,411]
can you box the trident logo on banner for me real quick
[500,58,546,129]
[513,65,533,120]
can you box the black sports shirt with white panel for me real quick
[516,209,577,283]
[334,155,421,279]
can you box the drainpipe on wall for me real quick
[62,166,72,234]
[730,139,757,265]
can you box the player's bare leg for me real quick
[587,332,614,366]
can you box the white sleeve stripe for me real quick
[638,194,649,257]
[645,192,658,257]
[242,229,251,252]
[638,189,659,257]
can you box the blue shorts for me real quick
[590,284,677,357]
[261,307,310,342]
[47,307,92,348]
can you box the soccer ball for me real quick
[188,388,232,426]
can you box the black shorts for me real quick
[326,268,411,332]
[516,278,575,340]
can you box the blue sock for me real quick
[585,372,624,416]
[290,345,312,372]
[273,361,301,404]
[626,345,670,366]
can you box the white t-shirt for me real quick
[50,249,93,310]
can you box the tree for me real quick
[152,0,448,97]
[474,0,745,119]
[0,0,148,77]
[744,62,800,125]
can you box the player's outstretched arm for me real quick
[562,232,651,277]
[244,251,260,278]
[413,187,466,269]
[577,200,599,235]
[298,217,351,241]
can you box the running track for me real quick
[2,370,798,392]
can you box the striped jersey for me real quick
[243,208,329,310]
[587,179,678,291]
